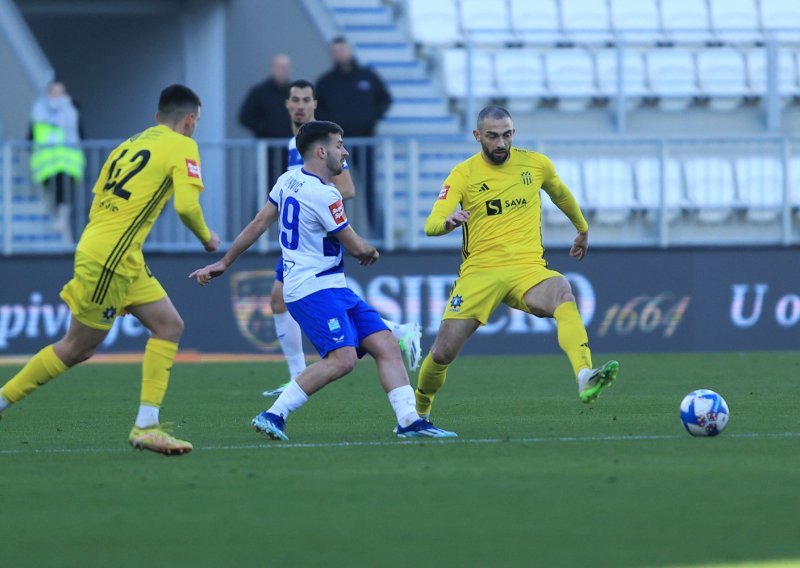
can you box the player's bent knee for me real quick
[328,349,357,377]
[430,345,456,366]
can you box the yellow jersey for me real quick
[425,148,588,269]
[78,124,211,278]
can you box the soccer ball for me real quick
[679,389,730,437]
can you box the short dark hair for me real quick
[477,105,512,128]
[158,84,201,122]
[296,120,344,158]
[330,36,348,46]
[287,79,316,100]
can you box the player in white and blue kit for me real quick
[264,80,421,397]
[191,121,456,439]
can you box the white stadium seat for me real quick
[660,0,712,43]
[696,48,749,110]
[760,0,800,42]
[735,156,784,222]
[494,50,547,99]
[406,0,461,46]
[746,48,799,99]
[541,159,584,225]
[634,158,685,222]
[583,159,636,224]
[441,49,495,98]
[594,48,650,100]
[459,0,513,44]
[646,48,699,110]
[544,48,598,111]
[709,0,762,43]
[608,0,662,43]
[509,0,563,45]
[560,0,613,44]
[683,157,738,223]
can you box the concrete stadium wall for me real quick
[0,249,797,357]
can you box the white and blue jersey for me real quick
[268,168,349,302]
[269,167,387,358]
[276,136,348,282]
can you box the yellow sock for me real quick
[1,345,68,404]
[553,302,593,377]
[415,354,449,416]
[140,338,179,407]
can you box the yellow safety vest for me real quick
[30,122,85,183]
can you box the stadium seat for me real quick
[683,157,738,223]
[660,0,712,43]
[441,48,495,98]
[745,48,799,100]
[494,49,547,100]
[735,156,784,222]
[709,0,762,43]
[459,0,513,44]
[582,158,636,224]
[544,48,598,111]
[594,48,650,102]
[634,157,685,222]
[541,158,584,225]
[696,48,750,110]
[791,158,800,218]
[646,48,699,110]
[760,0,800,42]
[406,0,461,46]
[608,0,662,43]
[509,0,563,45]
[560,0,613,44]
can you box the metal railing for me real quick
[2,134,799,255]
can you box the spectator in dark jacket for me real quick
[239,54,293,138]
[316,37,392,234]
[315,37,392,136]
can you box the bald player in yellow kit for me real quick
[0,84,220,455]
[415,106,619,425]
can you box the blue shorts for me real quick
[286,287,389,359]
[275,256,284,283]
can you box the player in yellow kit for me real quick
[0,85,220,455]
[415,106,619,423]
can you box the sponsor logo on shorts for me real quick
[328,200,346,225]
[186,159,202,179]
[102,307,117,321]
[328,318,342,333]
[437,185,450,200]
[449,295,463,312]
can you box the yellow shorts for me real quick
[443,263,563,324]
[60,254,167,331]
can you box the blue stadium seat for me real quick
[544,48,598,110]
[583,158,636,224]
[634,158,685,222]
[683,157,738,223]
[441,48,495,98]
[660,0,712,43]
[594,48,650,102]
[745,48,800,101]
[646,48,699,110]
[735,156,784,222]
[494,49,547,101]
[761,0,800,42]
[509,0,563,45]
[459,0,513,44]
[696,47,750,110]
[560,0,613,44]
[406,0,461,46]
[608,0,662,43]
[709,0,762,43]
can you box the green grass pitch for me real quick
[1,352,799,568]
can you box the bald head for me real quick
[270,54,291,85]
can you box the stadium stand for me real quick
[696,47,751,110]
[760,0,800,41]
[544,48,598,110]
[645,48,699,109]
[683,157,738,223]
[594,48,650,101]
[459,0,513,44]
[559,0,613,44]
[708,0,762,44]
[659,0,712,43]
[608,0,662,44]
[508,0,562,45]
[634,158,686,223]
[582,158,636,224]
[735,155,784,222]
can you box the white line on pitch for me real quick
[1,431,798,456]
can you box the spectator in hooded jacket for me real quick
[239,54,293,139]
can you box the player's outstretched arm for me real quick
[190,201,279,285]
[570,231,588,261]
[335,226,379,265]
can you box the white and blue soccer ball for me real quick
[680,389,730,437]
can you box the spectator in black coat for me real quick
[315,37,392,136]
[316,37,392,234]
[239,54,293,139]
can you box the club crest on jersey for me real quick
[328,200,346,225]
[186,159,201,179]
[520,171,532,185]
[438,185,450,200]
